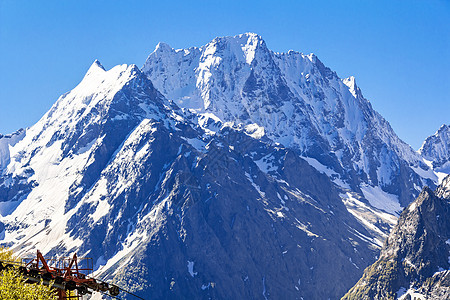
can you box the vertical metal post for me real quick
[57,289,66,300]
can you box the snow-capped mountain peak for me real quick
[20,61,157,160]
[154,41,173,53]
[77,61,140,95]
[1,60,170,215]
[90,59,106,71]
[142,33,436,207]
[343,76,358,97]
[79,59,107,85]
[208,32,267,65]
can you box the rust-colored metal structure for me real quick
[0,250,122,299]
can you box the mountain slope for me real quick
[0,34,445,299]
[87,126,379,299]
[342,175,450,300]
[420,124,450,175]
[142,33,437,209]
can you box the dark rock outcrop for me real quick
[343,176,450,299]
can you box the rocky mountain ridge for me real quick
[420,124,450,175]
[142,33,438,208]
[343,175,450,299]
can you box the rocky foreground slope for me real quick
[343,175,450,300]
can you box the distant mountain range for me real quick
[0,33,448,299]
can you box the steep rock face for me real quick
[342,176,450,300]
[0,129,27,203]
[0,60,381,299]
[142,33,437,208]
[88,126,379,299]
[0,60,177,251]
[420,124,450,174]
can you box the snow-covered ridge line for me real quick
[0,57,177,256]
[142,32,438,208]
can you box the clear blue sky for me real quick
[0,0,449,149]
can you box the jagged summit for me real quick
[420,124,450,175]
[149,33,268,65]
[209,32,264,43]
[237,32,264,40]
[0,58,172,219]
[44,61,161,136]
[343,76,360,97]
[142,33,436,208]
[206,33,268,65]
[79,61,141,93]
[152,41,174,55]
[83,59,106,78]
[92,59,105,70]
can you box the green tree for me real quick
[0,247,57,300]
